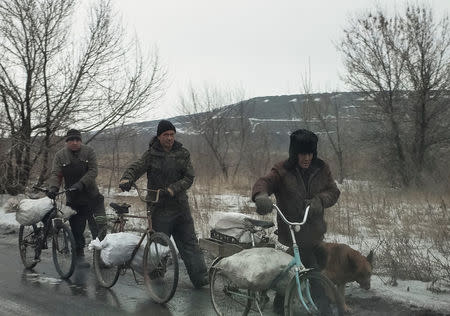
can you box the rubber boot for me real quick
[97,223,107,241]
[76,248,90,269]
[273,293,284,315]
[192,271,209,289]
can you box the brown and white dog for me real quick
[322,242,374,312]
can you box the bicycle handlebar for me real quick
[33,186,76,197]
[132,184,161,203]
[272,204,310,228]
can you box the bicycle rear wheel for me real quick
[143,232,179,304]
[93,223,121,288]
[210,267,252,316]
[284,271,344,316]
[18,224,40,269]
[52,224,76,279]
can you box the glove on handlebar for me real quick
[158,189,172,199]
[70,182,83,192]
[254,193,273,215]
[46,186,58,199]
[119,179,133,192]
[305,196,323,216]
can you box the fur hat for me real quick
[157,120,176,136]
[65,129,82,142]
[285,129,318,169]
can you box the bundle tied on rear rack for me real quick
[214,247,294,292]
[88,232,172,274]
[211,212,265,244]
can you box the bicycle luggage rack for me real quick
[199,229,274,258]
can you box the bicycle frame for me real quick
[267,204,319,314]
[97,185,179,303]
[31,187,75,259]
[110,185,161,270]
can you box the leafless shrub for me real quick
[326,182,450,289]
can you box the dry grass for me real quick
[99,169,450,291]
[325,181,450,289]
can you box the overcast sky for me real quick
[112,0,449,121]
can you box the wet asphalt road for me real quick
[0,234,218,316]
[1,233,446,316]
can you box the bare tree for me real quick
[314,95,346,183]
[180,85,247,181]
[339,8,413,186]
[339,5,450,187]
[401,6,450,183]
[0,0,165,192]
[294,65,347,183]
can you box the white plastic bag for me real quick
[88,232,171,274]
[213,212,262,244]
[15,197,53,225]
[214,247,294,292]
[4,194,27,213]
[89,232,141,266]
[130,241,171,275]
[58,205,77,219]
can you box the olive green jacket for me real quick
[121,138,194,215]
[47,144,100,205]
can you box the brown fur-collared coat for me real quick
[252,158,340,248]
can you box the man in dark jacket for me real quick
[47,129,107,268]
[252,129,340,313]
[119,119,208,288]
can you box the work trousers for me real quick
[152,210,208,288]
[68,194,106,252]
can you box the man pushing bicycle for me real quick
[252,129,341,314]
[119,119,209,289]
[47,129,107,268]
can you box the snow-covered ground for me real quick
[1,190,449,314]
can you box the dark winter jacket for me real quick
[252,158,340,248]
[47,144,100,206]
[120,138,194,215]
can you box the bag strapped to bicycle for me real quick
[210,229,242,245]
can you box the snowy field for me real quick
[1,180,450,314]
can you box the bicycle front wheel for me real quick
[93,222,122,288]
[284,271,344,316]
[18,224,40,269]
[143,232,179,304]
[210,267,252,316]
[52,224,76,279]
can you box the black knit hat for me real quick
[285,129,318,169]
[65,129,82,142]
[157,120,176,136]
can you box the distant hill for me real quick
[90,91,370,157]
[97,91,366,139]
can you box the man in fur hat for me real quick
[47,129,107,268]
[252,129,340,313]
[118,119,209,288]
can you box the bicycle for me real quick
[18,186,77,279]
[92,185,179,304]
[199,215,275,277]
[210,204,345,316]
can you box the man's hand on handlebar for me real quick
[159,188,174,199]
[46,186,59,199]
[255,192,273,215]
[305,196,323,216]
[119,179,133,192]
[70,182,83,192]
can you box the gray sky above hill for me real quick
[113,0,449,121]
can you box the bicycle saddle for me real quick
[244,218,274,229]
[109,202,130,214]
